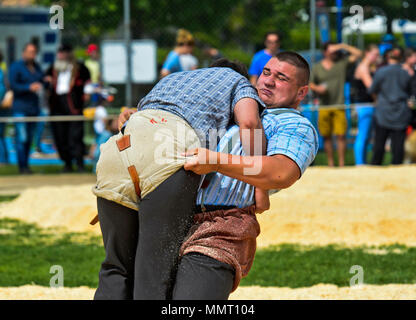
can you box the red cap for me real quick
[87,44,98,55]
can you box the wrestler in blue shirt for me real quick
[197,108,318,209]
[175,51,319,300]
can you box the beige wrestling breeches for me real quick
[92,109,201,212]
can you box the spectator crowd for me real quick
[309,37,416,166]
[0,29,416,173]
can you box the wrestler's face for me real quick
[256,57,308,108]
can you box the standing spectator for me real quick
[85,43,101,106]
[379,34,395,56]
[92,117,118,173]
[91,95,118,173]
[369,48,412,165]
[310,41,362,167]
[85,44,101,84]
[402,48,416,129]
[248,31,281,86]
[351,44,380,165]
[9,43,44,174]
[0,50,9,164]
[33,80,49,154]
[202,46,223,67]
[46,44,91,172]
[160,29,198,78]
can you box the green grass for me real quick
[0,164,94,176]
[0,216,415,289]
[241,244,416,288]
[0,195,19,203]
[0,218,104,287]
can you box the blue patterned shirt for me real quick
[196,108,319,208]
[137,67,265,147]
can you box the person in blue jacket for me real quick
[9,43,44,174]
[248,31,281,85]
[0,50,9,164]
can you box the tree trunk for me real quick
[386,15,393,35]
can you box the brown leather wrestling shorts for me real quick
[179,205,260,292]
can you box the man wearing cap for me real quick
[310,41,362,167]
[160,29,198,78]
[85,44,101,106]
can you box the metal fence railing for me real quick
[0,103,375,124]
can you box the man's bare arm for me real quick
[184,148,300,190]
[117,108,137,130]
[233,98,267,156]
[233,98,270,212]
[333,43,362,63]
[309,82,327,95]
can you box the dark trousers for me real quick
[172,253,235,300]
[13,112,37,170]
[0,109,10,163]
[371,119,407,165]
[94,168,200,300]
[51,94,85,169]
[94,197,138,299]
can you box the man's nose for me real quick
[264,77,275,87]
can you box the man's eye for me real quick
[263,70,271,75]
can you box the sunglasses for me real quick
[178,42,195,46]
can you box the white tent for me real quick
[343,15,416,36]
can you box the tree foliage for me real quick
[34,0,309,50]
[34,0,414,49]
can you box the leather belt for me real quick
[90,134,141,225]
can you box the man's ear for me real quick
[297,85,309,101]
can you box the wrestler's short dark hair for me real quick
[275,51,310,86]
[209,58,249,80]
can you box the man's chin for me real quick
[266,100,296,109]
[258,94,273,106]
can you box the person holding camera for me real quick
[310,41,362,167]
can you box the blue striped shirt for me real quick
[138,67,265,148]
[196,108,319,208]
